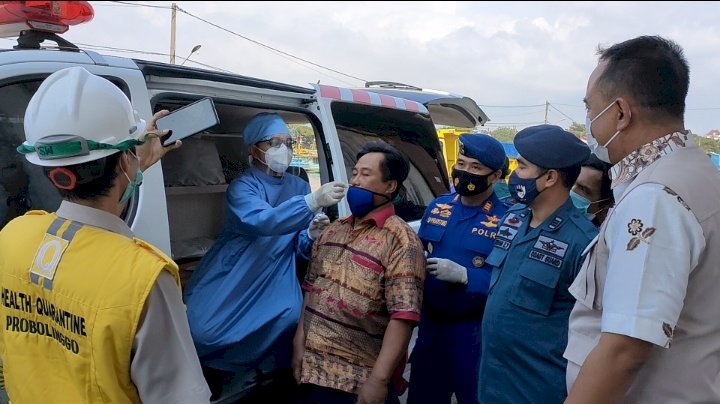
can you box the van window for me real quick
[154,98,328,273]
[0,77,138,229]
[0,79,62,228]
[331,102,450,222]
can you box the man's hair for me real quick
[582,154,614,202]
[597,35,689,120]
[500,157,510,179]
[556,165,582,190]
[43,152,123,200]
[356,141,409,197]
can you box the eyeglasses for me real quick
[261,137,294,148]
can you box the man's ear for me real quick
[615,97,633,132]
[543,169,559,188]
[249,144,263,160]
[488,169,502,185]
[385,179,398,196]
[117,151,131,173]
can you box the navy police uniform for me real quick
[478,125,597,403]
[408,134,508,404]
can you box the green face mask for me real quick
[119,152,143,203]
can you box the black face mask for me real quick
[452,168,491,196]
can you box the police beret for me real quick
[513,124,590,169]
[458,133,506,171]
[242,112,290,146]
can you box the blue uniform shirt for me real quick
[417,191,508,319]
[478,197,597,404]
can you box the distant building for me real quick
[706,129,720,141]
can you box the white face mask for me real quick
[586,100,621,163]
[260,144,292,174]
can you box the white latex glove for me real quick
[308,213,330,240]
[305,181,347,212]
[427,257,468,284]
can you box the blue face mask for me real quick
[119,152,143,203]
[570,190,591,213]
[346,186,390,218]
[492,181,511,201]
[508,170,546,204]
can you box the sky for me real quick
[5,1,719,134]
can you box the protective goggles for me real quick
[260,137,294,148]
[17,134,145,160]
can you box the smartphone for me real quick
[156,97,220,146]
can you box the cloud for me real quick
[14,0,717,134]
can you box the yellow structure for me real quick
[436,128,517,180]
[436,128,469,174]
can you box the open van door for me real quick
[363,81,489,128]
[312,83,450,231]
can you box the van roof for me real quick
[317,84,429,114]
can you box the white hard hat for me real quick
[19,66,146,167]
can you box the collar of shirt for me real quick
[610,131,693,189]
[342,202,395,229]
[528,196,574,233]
[451,191,501,220]
[56,200,134,238]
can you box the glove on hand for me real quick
[305,181,347,212]
[308,213,330,240]
[426,257,468,284]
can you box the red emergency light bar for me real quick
[0,1,93,37]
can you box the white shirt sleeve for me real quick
[131,271,211,404]
[601,183,705,347]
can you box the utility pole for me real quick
[544,100,549,124]
[170,3,177,64]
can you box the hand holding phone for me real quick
[156,97,220,146]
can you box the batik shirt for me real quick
[299,204,425,393]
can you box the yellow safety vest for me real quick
[0,211,179,403]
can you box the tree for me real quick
[567,121,585,138]
[490,127,518,142]
[696,136,720,154]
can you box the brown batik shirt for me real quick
[299,203,425,393]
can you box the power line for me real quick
[174,4,367,84]
[105,2,360,85]
[71,41,237,74]
[548,103,579,123]
[550,102,585,108]
[108,1,172,9]
[479,104,546,108]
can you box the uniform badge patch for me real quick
[503,213,521,227]
[480,215,499,228]
[494,239,511,250]
[472,256,485,267]
[29,233,69,289]
[528,249,563,268]
[483,201,493,213]
[548,217,563,230]
[497,225,518,241]
[533,236,568,258]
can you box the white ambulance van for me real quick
[0,2,488,401]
